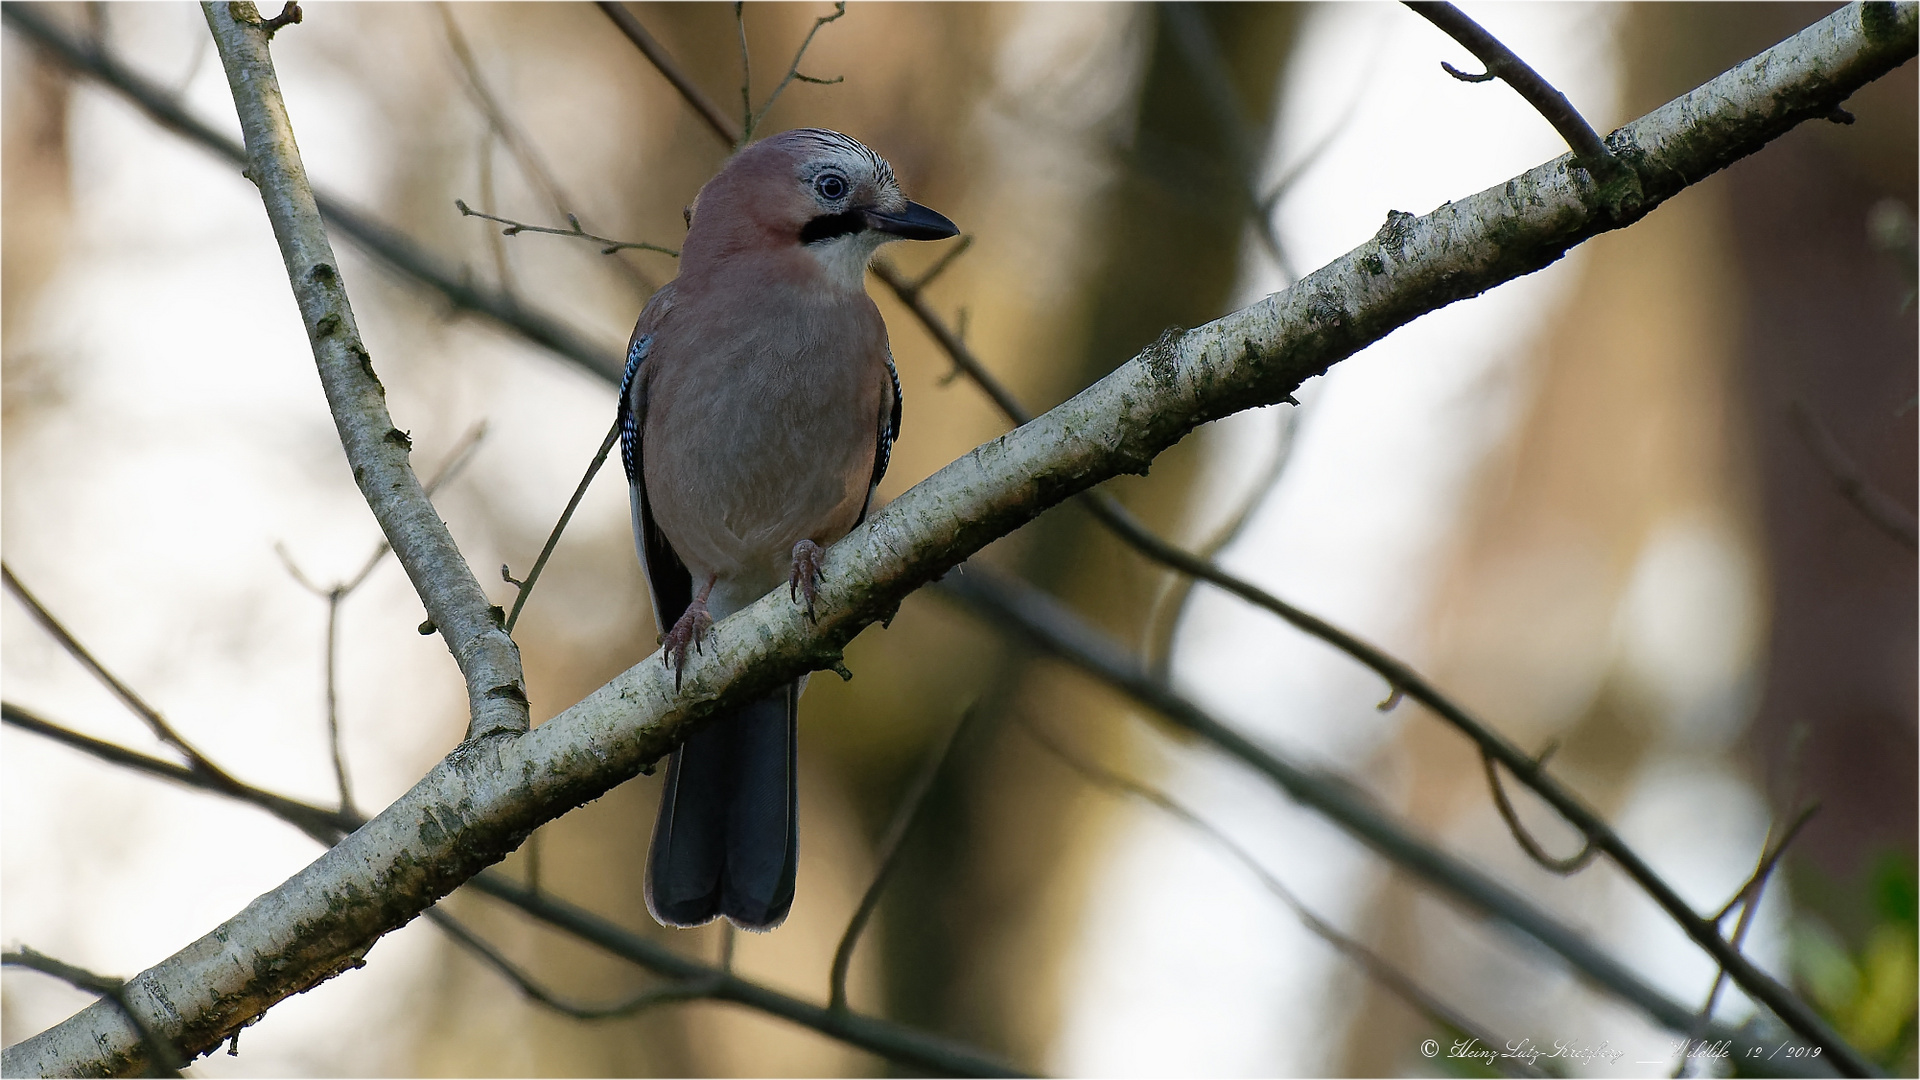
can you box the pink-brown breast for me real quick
[640,266,888,618]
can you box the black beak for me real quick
[863,200,959,241]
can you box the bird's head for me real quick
[682,128,957,290]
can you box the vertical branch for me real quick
[202,1,527,741]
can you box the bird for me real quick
[619,128,957,931]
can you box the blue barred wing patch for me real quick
[618,334,651,485]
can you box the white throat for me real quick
[805,230,893,292]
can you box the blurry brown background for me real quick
[2,3,1912,1075]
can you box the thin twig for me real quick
[439,5,658,293]
[1402,2,1622,181]
[477,128,515,295]
[1678,805,1820,1077]
[746,1,846,140]
[1789,398,1917,550]
[1,702,356,844]
[1480,747,1598,874]
[440,4,565,213]
[0,704,1032,1078]
[504,420,620,635]
[274,420,490,814]
[829,706,975,1013]
[455,199,679,258]
[1,563,245,793]
[2,947,187,1078]
[1015,718,1551,1079]
[1712,804,1820,927]
[425,909,722,1019]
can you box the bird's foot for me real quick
[662,595,713,690]
[788,539,825,622]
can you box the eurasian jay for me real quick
[619,128,957,930]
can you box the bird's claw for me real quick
[662,600,713,690]
[789,539,825,622]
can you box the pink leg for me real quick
[662,575,717,689]
[789,539,825,622]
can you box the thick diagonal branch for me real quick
[0,703,1026,1077]
[203,2,526,741]
[4,4,1911,1075]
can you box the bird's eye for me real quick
[816,173,847,201]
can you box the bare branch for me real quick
[464,874,1032,1077]
[830,707,975,1013]
[747,1,846,140]
[3,948,185,1078]
[1,702,356,844]
[1015,718,1550,1079]
[1679,806,1821,1076]
[278,419,489,815]
[344,418,490,593]
[1,563,246,794]
[454,200,680,258]
[439,5,658,294]
[932,565,1846,1072]
[593,1,740,145]
[0,704,1031,1078]
[733,3,752,142]
[424,909,722,1020]
[1403,2,1623,183]
[204,1,526,741]
[1789,398,1917,549]
[1480,747,1599,874]
[1157,5,1296,277]
[902,233,974,295]
[439,4,565,214]
[1713,804,1820,927]
[504,420,621,634]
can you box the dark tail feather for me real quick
[645,683,799,930]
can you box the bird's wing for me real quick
[622,286,694,637]
[855,344,902,527]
